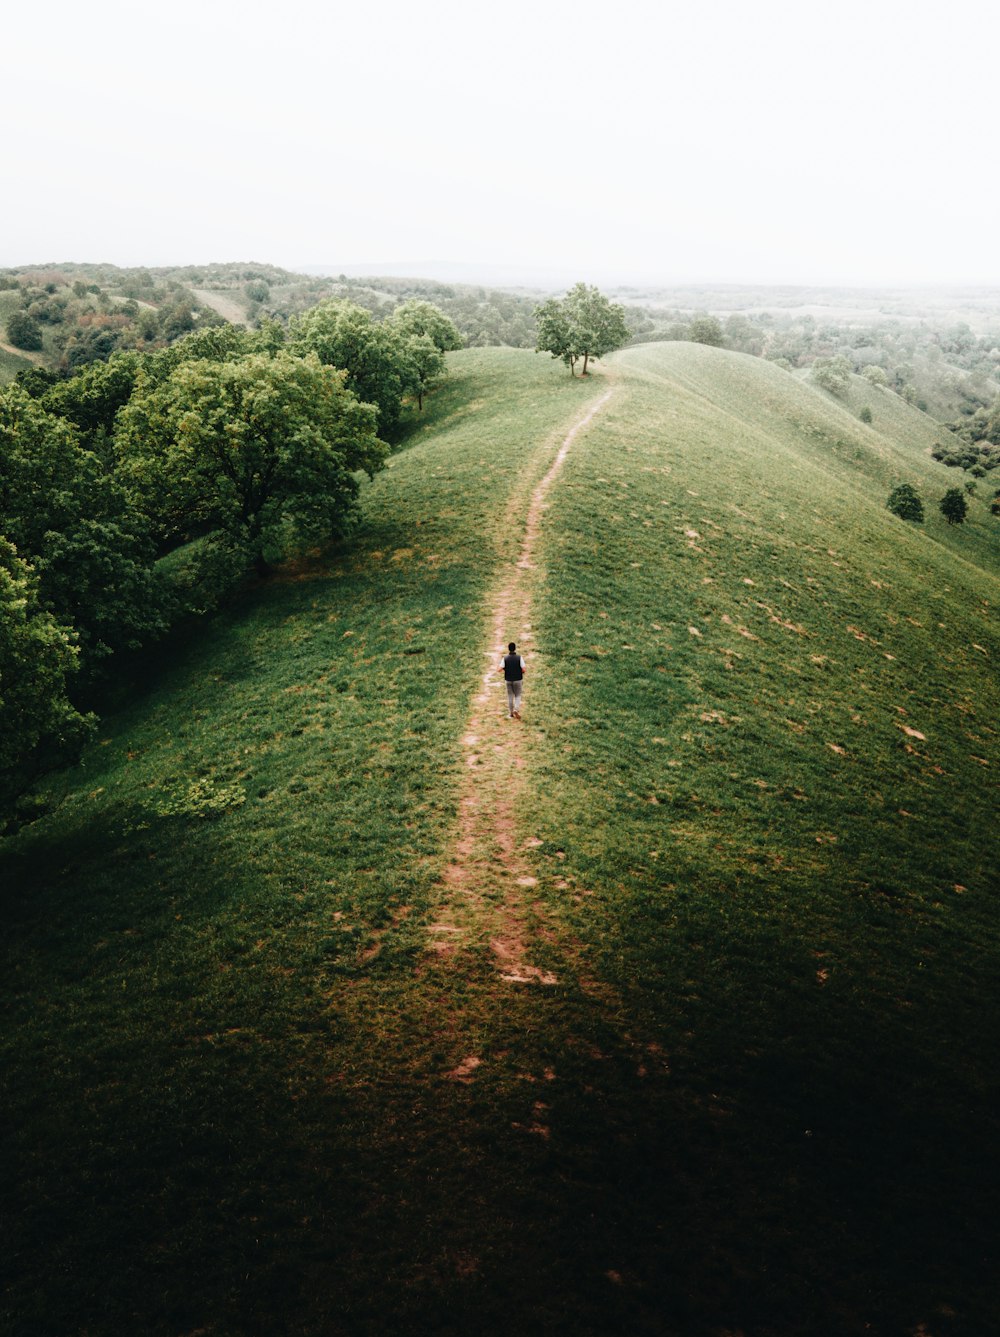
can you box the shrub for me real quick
[859,406,873,424]
[886,483,924,523]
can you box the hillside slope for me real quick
[527,339,999,1328]
[3,345,998,1336]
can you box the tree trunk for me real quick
[581,350,590,376]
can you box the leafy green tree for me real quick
[14,366,61,398]
[939,486,969,524]
[0,537,92,813]
[161,300,196,341]
[862,365,888,388]
[533,298,575,372]
[116,352,386,574]
[292,300,413,437]
[400,333,444,412]
[811,355,852,396]
[689,315,724,347]
[535,283,629,376]
[387,301,462,411]
[0,385,162,664]
[388,300,463,353]
[142,323,269,383]
[41,353,142,453]
[859,405,873,424]
[60,327,124,369]
[6,310,43,351]
[886,483,924,523]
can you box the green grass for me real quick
[1,349,610,1335]
[3,345,999,1336]
[0,344,33,383]
[524,342,1000,1331]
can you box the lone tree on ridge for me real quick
[535,283,629,376]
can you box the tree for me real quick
[534,298,575,372]
[862,365,889,388]
[388,299,463,354]
[14,366,61,398]
[116,352,387,574]
[292,300,413,437]
[689,315,724,347]
[859,405,873,424]
[6,310,43,351]
[535,283,629,376]
[886,483,924,523]
[399,333,444,412]
[811,355,852,396]
[939,487,968,524]
[0,384,162,666]
[0,537,92,813]
[41,352,142,453]
[387,301,462,411]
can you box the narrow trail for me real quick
[426,385,615,985]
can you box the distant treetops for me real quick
[534,283,630,376]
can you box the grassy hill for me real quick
[3,345,998,1335]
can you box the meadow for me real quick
[3,344,998,1336]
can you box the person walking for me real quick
[499,641,526,719]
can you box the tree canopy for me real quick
[939,486,969,525]
[0,384,161,664]
[0,538,92,814]
[116,351,386,573]
[886,483,924,523]
[386,300,463,411]
[291,300,415,438]
[535,283,630,376]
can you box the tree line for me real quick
[0,299,461,823]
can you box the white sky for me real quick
[4,0,998,285]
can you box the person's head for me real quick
[508,642,516,653]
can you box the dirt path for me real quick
[426,384,615,984]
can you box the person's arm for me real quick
[520,657,526,674]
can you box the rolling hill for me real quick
[3,344,998,1336]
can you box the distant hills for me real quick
[3,259,1000,428]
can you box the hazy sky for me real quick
[6,0,998,285]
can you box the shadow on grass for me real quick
[4,800,999,1335]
